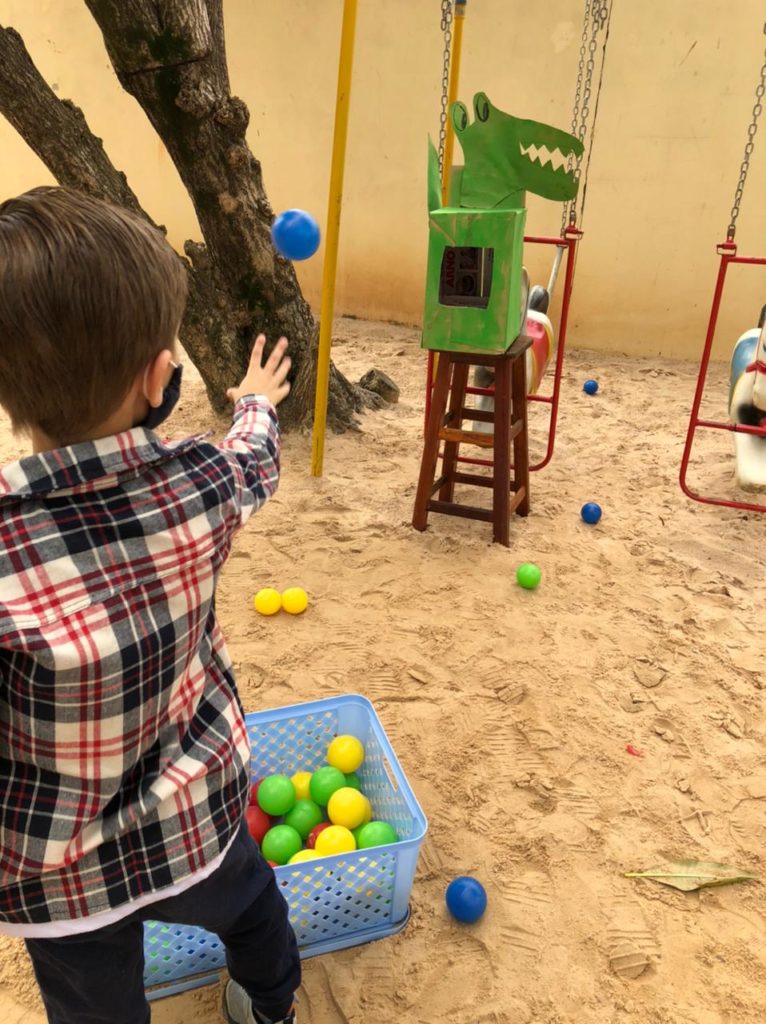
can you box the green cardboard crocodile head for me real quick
[449,92,584,209]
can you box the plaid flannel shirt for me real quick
[0,395,279,925]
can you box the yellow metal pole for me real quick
[440,0,466,206]
[311,0,358,477]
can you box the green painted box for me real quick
[421,206,527,355]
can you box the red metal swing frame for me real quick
[679,240,766,513]
[424,225,582,472]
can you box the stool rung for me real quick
[426,499,494,523]
[438,420,524,449]
[451,471,493,489]
[451,471,523,492]
[465,408,494,423]
[438,427,494,448]
[430,474,449,495]
[508,487,527,514]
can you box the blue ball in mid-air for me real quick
[446,876,487,923]
[271,209,321,261]
[581,501,602,525]
[583,379,599,395]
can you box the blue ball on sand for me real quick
[583,379,599,395]
[271,209,321,261]
[581,502,602,525]
[446,876,487,923]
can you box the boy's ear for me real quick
[143,348,175,408]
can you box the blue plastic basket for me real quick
[143,694,427,1000]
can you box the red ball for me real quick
[267,860,278,869]
[306,822,331,849]
[248,779,263,806]
[245,804,272,845]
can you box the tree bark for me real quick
[0,6,376,430]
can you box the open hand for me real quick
[227,335,291,407]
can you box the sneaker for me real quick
[223,979,296,1024]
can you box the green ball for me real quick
[344,771,362,791]
[309,766,346,807]
[257,774,296,816]
[283,799,324,840]
[516,563,542,590]
[261,824,302,865]
[351,824,366,845]
[356,821,398,849]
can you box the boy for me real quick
[0,186,299,1024]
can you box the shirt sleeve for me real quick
[217,394,281,528]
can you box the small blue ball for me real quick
[583,379,599,395]
[271,209,321,261]
[446,876,487,923]
[581,502,602,525]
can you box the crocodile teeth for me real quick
[519,142,573,172]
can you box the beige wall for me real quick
[1,0,765,359]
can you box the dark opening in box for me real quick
[439,246,494,309]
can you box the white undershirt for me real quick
[0,831,237,939]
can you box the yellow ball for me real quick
[281,587,308,615]
[288,849,319,865]
[360,794,373,825]
[327,787,367,830]
[314,825,356,857]
[254,588,282,616]
[290,771,312,802]
[327,735,365,774]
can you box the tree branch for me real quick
[0,25,144,213]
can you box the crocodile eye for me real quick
[475,93,490,122]
[452,102,468,133]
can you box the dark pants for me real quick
[25,819,300,1024]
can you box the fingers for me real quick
[249,334,267,371]
[273,354,291,385]
[265,335,289,373]
[274,379,291,404]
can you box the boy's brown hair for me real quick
[0,186,188,443]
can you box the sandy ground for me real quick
[1,319,765,1024]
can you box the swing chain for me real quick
[568,0,591,144]
[727,23,766,241]
[563,1,608,233]
[580,1,609,145]
[438,0,454,177]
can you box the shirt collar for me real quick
[0,427,212,500]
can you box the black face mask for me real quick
[141,362,183,430]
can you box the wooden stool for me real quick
[412,335,531,546]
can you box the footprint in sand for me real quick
[506,727,550,779]
[606,894,660,980]
[498,870,555,962]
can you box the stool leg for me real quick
[439,361,469,502]
[492,356,511,546]
[511,352,530,517]
[413,355,452,532]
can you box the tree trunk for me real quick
[0,6,376,430]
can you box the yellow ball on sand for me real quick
[327,787,367,830]
[281,587,308,615]
[254,588,282,616]
[288,849,319,865]
[290,771,312,802]
[327,735,365,774]
[314,825,356,857]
